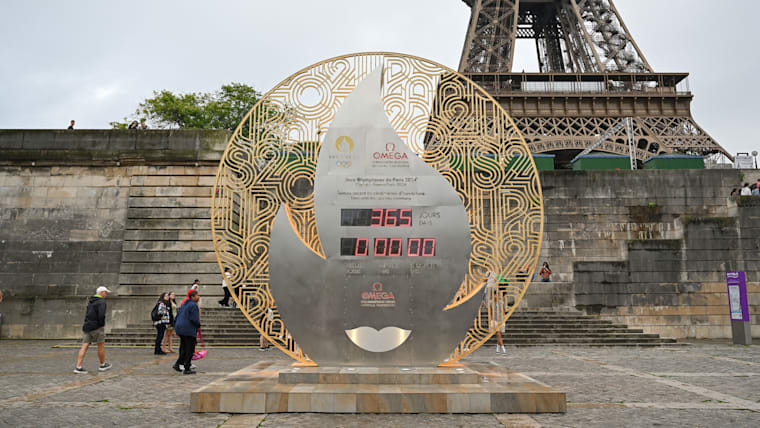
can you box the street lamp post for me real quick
[753,151,758,169]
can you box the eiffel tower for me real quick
[458,0,731,167]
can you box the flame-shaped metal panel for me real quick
[211,53,544,366]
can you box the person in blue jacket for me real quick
[172,290,201,374]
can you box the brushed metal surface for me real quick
[269,67,480,366]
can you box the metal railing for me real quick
[464,73,691,96]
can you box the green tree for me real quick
[111,83,262,131]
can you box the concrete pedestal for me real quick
[731,321,752,345]
[191,361,566,414]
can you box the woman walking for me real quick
[482,270,507,354]
[153,293,170,355]
[161,292,177,353]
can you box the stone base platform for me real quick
[191,361,566,414]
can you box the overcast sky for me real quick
[1,0,757,155]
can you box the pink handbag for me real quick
[192,329,207,360]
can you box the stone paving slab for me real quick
[527,373,707,404]
[670,375,760,404]
[0,340,758,427]
[255,413,506,427]
[533,408,759,428]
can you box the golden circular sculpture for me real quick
[211,52,544,365]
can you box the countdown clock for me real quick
[211,53,544,367]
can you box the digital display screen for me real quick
[341,208,412,227]
[340,238,436,257]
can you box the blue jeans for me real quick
[541,278,551,282]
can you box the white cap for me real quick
[96,286,111,294]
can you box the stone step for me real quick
[130,176,215,187]
[127,207,211,219]
[505,315,604,320]
[122,251,216,263]
[121,241,214,252]
[120,273,220,284]
[115,285,225,297]
[126,218,212,230]
[498,333,662,339]
[108,333,259,340]
[113,328,257,335]
[106,341,263,347]
[107,334,257,341]
[123,230,212,241]
[108,337,259,344]
[489,342,682,347]
[500,322,628,328]
[119,262,219,274]
[502,328,645,334]
[128,197,212,208]
[129,186,214,198]
[487,337,676,344]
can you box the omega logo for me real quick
[372,142,408,160]
[361,282,395,300]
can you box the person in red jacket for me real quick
[180,280,200,306]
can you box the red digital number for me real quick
[370,209,383,227]
[374,238,388,256]
[399,209,412,227]
[422,238,436,257]
[384,209,397,226]
[355,238,369,256]
[407,238,421,257]
[389,238,402,256]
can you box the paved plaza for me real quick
[0,340,758,427]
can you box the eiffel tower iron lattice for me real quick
[458,0,731,166]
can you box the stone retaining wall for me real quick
[0,130,227,338]
[0,130,757,339]
[539,171,759,339]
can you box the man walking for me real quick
[173,290,201,375]
[74,286,113,374]
[218,267,232,307]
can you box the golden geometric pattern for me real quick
[211,53,544,365]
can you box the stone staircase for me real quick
[108,307,259,347]
[118,166,221,297]
[486,309,678,346]
[108,307,677,347]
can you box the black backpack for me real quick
[150,303,161,322]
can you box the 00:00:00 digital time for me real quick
[340,237,436,257]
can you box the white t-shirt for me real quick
[741,187,752,196]
[483,271,498,304]
[222,272,231,288]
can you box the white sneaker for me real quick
[495,346,501,354]
[500,345,507,353]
